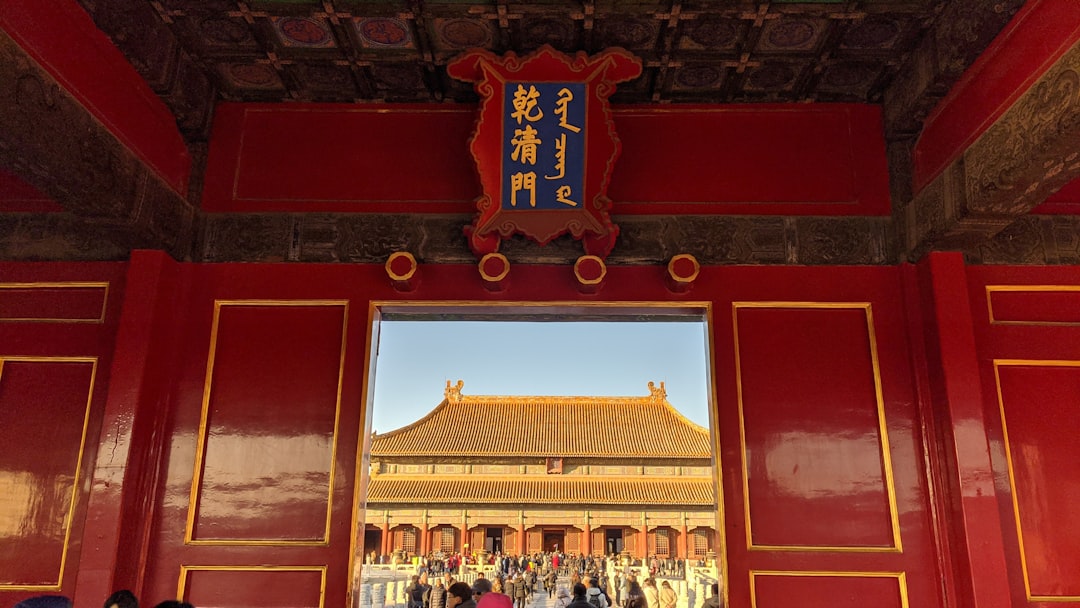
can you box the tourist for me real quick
[152,602,195,608]
[701,583,722,608]
[658,581,676,608]
[642,578,658,608]
[584,576,609,608]
[565,583,593,608]
[14,596,73,608]
[477,590,513,608]
[545,568,557,598]
[429,579,448,608]
[555,586,571,608]
[103,590,139,608]
[473,578,493,603]
[447,582,475,608]
[406,575,427,608]
[513,574,529,608]
[623,577,646,608]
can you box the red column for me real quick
[381,522,390,556]
[421,522,429,555]
[679,525,688,559]
[638,528,648,560]
[72,250,180,607]
[583,523,591,555]
[908,252,1011,608]
[517,524,525,555]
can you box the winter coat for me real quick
[659,587,677,608]
[584,587,609,608]
[429,586,447,608]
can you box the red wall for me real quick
[202,103,890,216]
[5,255,1080,608]
[0,262,126,605]
[967,265,1080,604]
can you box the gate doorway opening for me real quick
[606,528,624,555]
[357,302,723,604]
[543,530,565,553]
[486,527,503,554]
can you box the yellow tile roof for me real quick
[370,381,711,458]
[367,476,716,505]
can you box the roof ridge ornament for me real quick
[445,379,465,402]
[648,381,666,401]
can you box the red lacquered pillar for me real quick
[910,252,1011,608]
[73,250,182,606]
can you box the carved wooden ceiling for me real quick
[76,0,1023,141]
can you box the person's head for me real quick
[15,596,73,608]
[476,593,513,608]
[104,590,138,608]
[477,572,486,580]
[628,579,644,595]
[587,577,600,588]
[435,579,445,588]
[153,602,195,608]
[661,581,671,589]
[572,583,587,598]
[473,578,493,600]
[709,583,718,597]
[447,582,473,607]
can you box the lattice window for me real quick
[402,526,417,554]
[691,529,710,558]
[440,527,455,553]
[655,528,670,556]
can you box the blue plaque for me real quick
[501,82,586,210]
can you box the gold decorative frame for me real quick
[0,356,98,590]
[732,302,902,552]
[993,358,1080,602]
[349,301,726,607]
[185,300,349,546]
[748,570,909,608]
[0,282,109,323]
[177,565,327,608]
[985,285,1080,326]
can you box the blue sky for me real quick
[370,321,712,433]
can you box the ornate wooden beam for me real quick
[0,30,197,259]
[901,40,1080,260]
[881,0,1024,141]
[198,213,896,266]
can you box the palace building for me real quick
[364,381,717,561]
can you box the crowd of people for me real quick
[399,551,724,608]
[11,589,195,608]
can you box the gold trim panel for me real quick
[733,302,903,553]
[993,359,1080,602]
[186,300,349,546]
[177,565,327,608]
[748,570,908,608]
[0,357,98,590]
[985,285,1080,326]
[0,282,109,323]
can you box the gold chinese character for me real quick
[511,172,537,207]
[545,133,566,180]
[510,125,542,166]
[511,84,544,124]
[555,184,578,207]
[554,88,581,133]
